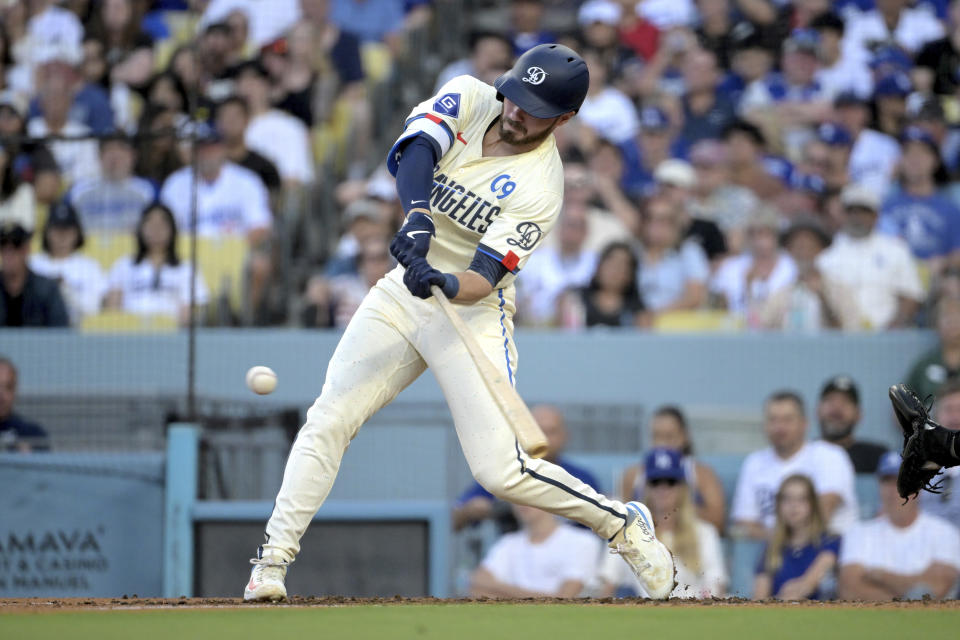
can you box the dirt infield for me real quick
[3,596,959,613]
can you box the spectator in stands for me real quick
[688,139,758,256]
[0,91,60,205]
[331,0,408,55]
[725,25,775,106]
[85,0,155,94]
[816,375,888,473]
[618,405,726,532]
[678,48,736,148]
[301,237,393,328]
[0,356,50,452]
[694,0,736,69]
[711,205,797,327]
[452,405,600,533]
[760,217,859,331]
[872,72,912,139]
[753,474,840,600]
[601,447,726,598]
[838,452,960,600]
[507,0,554,55]
[469,503,601,598]
[879,126,960,275]
[914,0,960,96]
[723,120,785,201]
[517,203,597,327]
[813,122,853,193]
[576,47,639,147]
[0,140,36,233]
[324,198,391,277]
[0,220,68,327]
[556,241,645,328]
[234,59,315,186]
[732,390,858,539]
[215,96,281,194]
[578,0,637,77]
[817,183,924,330]
[832,92,901,198]
[144,71,188,115]
[919,380,960,526]
[637,196,709,315]
[69,132,155,233]
[134,105,182,186]
[618,106,676,199]
[810,12,872,100]
[104,203,207,326]
[434,31,513,91]
[562,156,635,252]
[844,0,944,62]
[28,200,106,324]
[22,0,83,94]
[906,296,960,401]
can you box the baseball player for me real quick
[243,44,676,602]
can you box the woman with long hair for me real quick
[753,474,840,600]
[600,448,727,598]
[104,202,207,325]
[557,241,645,328]
[618,405,726,531]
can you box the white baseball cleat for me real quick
[243,558,288,602]
[608,501,677,599]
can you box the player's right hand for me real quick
[390,210,435,267]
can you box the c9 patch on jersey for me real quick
[433,93,461,117]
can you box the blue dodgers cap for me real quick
[494,43,589,118]
[640,106,670,131]
[874,72,912,99]
[877,451,902,478]
[817,122,852,146]
[783,28,820,54]
[644,448,685,482]
[901,125,939,153]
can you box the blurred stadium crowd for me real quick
[4,0,960,330]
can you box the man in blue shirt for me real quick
[879,126,960,272]
[0,357,50,452]
[452,404,600,532]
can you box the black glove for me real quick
[390,211,435,268]
[889,383,958,499]
[402,258,459,300]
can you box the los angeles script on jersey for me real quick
[430,173,502,234]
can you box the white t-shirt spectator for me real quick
[732,440,859,534]
[816,58,873,101]
[577,87,639,144]
[710,252,798,315]
[107,256,208,318]
[27,119,100,186]
[848,129,901,200]
[816,232,924,330]
[636,0,697,29]
[69,175,155,233]
[160,163,272,237]
[518,247,598,325]
[843,7,944,62]
[599,519,727,599]
[200,0,301,48]
[639,240,710,311]
[481,523,602,596]
[245,110,315,184]
[839,512,960,575]
[29,252,107,323]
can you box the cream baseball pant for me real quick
[261,274,629,563]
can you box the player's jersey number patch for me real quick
[433,93,460,117]
[491,174,516,200]
[507,221,542,251]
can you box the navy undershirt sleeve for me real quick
[468,249,509,287]
[394,135,439,214]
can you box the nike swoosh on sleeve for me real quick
[406,230,431,239]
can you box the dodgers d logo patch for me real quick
[433,93,460,117]
[522,67,548,85]
[507,221,542,250]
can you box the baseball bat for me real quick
[430,285,549,458]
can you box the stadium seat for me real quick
[176,235,248,319]
[653,310,742,332]
[80,311,177,332]
[84,232,137,271]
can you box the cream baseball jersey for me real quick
[386,75,565,312]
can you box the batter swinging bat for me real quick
[431,285,549,458]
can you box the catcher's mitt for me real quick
[888,383,945,499]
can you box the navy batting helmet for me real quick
[494,44,589,119]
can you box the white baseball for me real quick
[245,366,277,395]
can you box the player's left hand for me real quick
[403,258,458,299]
[390,211,435,267]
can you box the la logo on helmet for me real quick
[522,66,548,85]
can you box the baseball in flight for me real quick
[246,366,277,395]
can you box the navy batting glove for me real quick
[402,258,459,300]
[390,211,435,268]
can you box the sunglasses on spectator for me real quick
[648,478,680,488]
